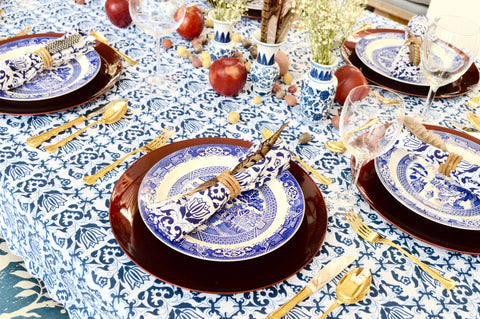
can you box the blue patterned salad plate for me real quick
[138,143,305,262]
[355,32,429,86]
[375,128,480,230]
[0,36,101,101]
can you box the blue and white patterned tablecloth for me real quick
[0,1,479,318]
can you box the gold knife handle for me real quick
[83,148,144,185]
[110,46,139,66]
[292,155,332,185]
[44,120,100,153]
[26,116,87,148]
[266,287,312,319]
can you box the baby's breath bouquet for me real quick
[208,0,248,22]
[301,0,367,65]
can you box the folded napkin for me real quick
[0,29,96,92]
[143,138,292,242]
[389,15,428,82]
[393,117,480,198]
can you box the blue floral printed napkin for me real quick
[142,140,292,242]
[394,129,480,198]
[389,15,428,82]
[0,29,96,91]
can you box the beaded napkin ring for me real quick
[34,47,53,69]
[403,116,463,176]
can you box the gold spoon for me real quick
[319,267,372,319]
[261,129,332,185]
[44,99,128,153]
[90,31,139,66]
[324,117,379,153]
[467,113,480,132]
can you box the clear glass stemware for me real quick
[419,15,480,121]
[129,0,185,93]
[338,85,406,206]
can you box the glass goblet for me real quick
[338,85,405,206]
[129,0,185,93]
[419,15,480,121]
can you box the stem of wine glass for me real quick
[421,85,439,120]
[349,158,364,197]
[155,34,162,80]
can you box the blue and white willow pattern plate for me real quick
[355,32,429,86]
[138,143,305,262]
[375,130,480,230]
[0,36,100,101]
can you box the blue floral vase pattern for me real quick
[208,13,236,62]
[251,29,284,96]
[300,57,338,125]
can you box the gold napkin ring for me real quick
[34,47,53,69]
[217,170,241,200]
[438,153,462,177]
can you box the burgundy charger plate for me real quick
[341,28,479,98]
[109,137,328,294]
[357,125,480,255]
[0,33,122,115]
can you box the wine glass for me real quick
[338,85,405,206]
[129,0,185,93]
[419,15,480,121]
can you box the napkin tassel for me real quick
[34,47,53,69]
[438,153,463,177]
[217,170,241,200]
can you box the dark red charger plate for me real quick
[341,28,479,98]
[0,33,122,115]
[357,125,480,255]
[109,137,328,294]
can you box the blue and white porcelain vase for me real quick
[208,12,237,62]
[300,57,338,125]
[251,29,285,96]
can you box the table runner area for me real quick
[0,1,479,318]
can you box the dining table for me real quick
[1,0,479,318]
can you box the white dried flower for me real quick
[300,0,367,65]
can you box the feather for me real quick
[183,122,289,196]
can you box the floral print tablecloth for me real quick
[0,1,479,318]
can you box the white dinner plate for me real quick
[0,36,101,101]
[138,143,305,262]
[355,32,429,86]
[375,129,480,230]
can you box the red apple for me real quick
[176,5,204,40]
[334,65,368,105]
[209,58,247,97]
[105,0,131,28]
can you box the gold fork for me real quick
[465,92,480,109]
[344,209,456,290]
[83,128,174,185]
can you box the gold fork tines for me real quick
[465,92,480,109]
[344,209,456,290]
[83,128,174,185]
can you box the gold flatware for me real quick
[261,129,332,185]
[465,92,480,109]
[83,127,174,185]
[267,255,357,319]
[466,113,480,132]
[345,209,456,290]
[26,99,125,148]
[0,25,33,41]
[44,99,128,153]
[318,267,372,319]
[370,90,401,105]
[90,31,139,66]
[324,117,379,153]
[449,120,480,133]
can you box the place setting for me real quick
[0,28,124,115]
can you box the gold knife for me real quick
[266,254,357,319]
[26,102,111,148]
